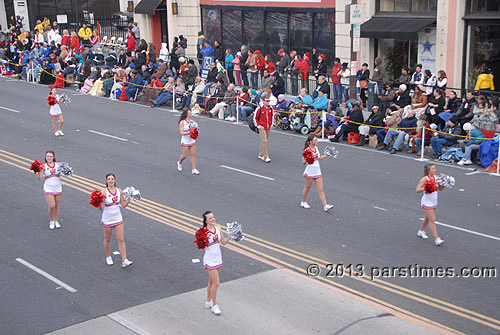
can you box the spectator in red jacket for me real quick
[331,57,342,102]
[61,29,70,47]
[69,31,79,51]
[255,50,265,83]
[253,93,275,163]
[126,30,136,53]
[297,53,310,87]
[265,54,275,74]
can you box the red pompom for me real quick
[47,95,57,106]
[89,190,106,208]
[303,148,315,165]
[190,127,199,140]
[424,179,438,194]
[30,160,44,174]
[194,227,209,249]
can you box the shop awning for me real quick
[360,17,435,40]
[135,0,163,15]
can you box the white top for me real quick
[203,226,223,269]
[421,176,438,209]
[180,120,196,146]
[49,95,62,116]
[303,147,322,178]
[43,162,62,195]
[101,187,123,226]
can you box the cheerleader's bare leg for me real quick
[51,117,58,133]
[314,177,328,206]
[57,115,64,131]
[189,145,196,170]
[44,194,57,221]
[302,178,313,202]
[421,208,438,239]
[103,227,113,258]
[179,146,189,164]
[53,194,61,222]
[206,269,220,305]
[114,224,127,262]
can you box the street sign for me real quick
[353,23,360,38]
[353,38,360,53]
[350,4,363,24]
[200,56,214,80]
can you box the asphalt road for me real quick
[0,77,499,335]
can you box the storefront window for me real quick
[395,0,411,12]
[314,12,335,65]
[242,10,264,52]
[379,39,417,80]
[468,24,500,90]
[222,9,242,54]
[265,11,288,59]
[202,8,221,45]
[471,0,500,11]
[290,12,312,55]
[380,0,394,11]
[378,0,437,13]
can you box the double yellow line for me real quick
[1,147,498,334]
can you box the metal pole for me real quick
[415,125,428,162]
[236,95,239,123]
[173,90,176,110]
[321,110,325,140]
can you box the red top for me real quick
[296,58,309,80]
[61,35,70,47]
[331,63,341,83]
[256,56,265,71]
[266,61,276,73]
[70,36,79,50]
[127,35,135,51]
[254,105,274,130]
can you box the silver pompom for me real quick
[189,120,199,129]
[123,186,141,201]
[58,162,73,176]
[226,221,244,242]
[59,94,72,104]
[324,145,339,158]
[436,174,455,188]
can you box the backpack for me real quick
[248,112,259,133]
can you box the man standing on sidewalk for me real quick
[254,94,275,163]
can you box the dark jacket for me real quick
[366,110,385,134]
[446,97,462,114]
[214,45,225,63]
[271,75,285,95]
[313,81,330,99]
[438,123,462,142]
[206,67,218,83]
[395,89,411,108]
[356,69,370,81]
[277,53,290,73]
[398,116,418,133]
[314,61,327,79]
[184,64,198,86]
[345,107,364,133]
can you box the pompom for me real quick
[194,227,209,249]
[58,162,73,176]
[89,190,105,208]
[123,186,141,201]
[190,127,199,140]
[30,160,44,174]
[303,148,314,165]
[47,95,57,106]
[424,179,438,194]
[227,221,244,242]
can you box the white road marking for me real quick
[220,165,275,181]
[0,105,21,113]
[6,79,18,82]
[131,141,140,145]
[72,92,85,96]
[419,218,500,241]
[88,129,128,142]
[16,258,78,293]
[373,206,387,211]
[108,313,153,335]
[465,171,481,175]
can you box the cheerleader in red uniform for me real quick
[301,135,333,212]
[36,150,62,230]
[47,88,64,136]
[201,211,230,315]
[177,109,200,175]
[416,164,445,246]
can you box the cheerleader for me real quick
[177,108,200,175]
[99,174,133,268]
[416,164,445,246]
[301,135,334,212]
[36,150,62,230]
[47,88,64,136]
[202,211,230,315]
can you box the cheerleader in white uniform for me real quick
[177,109,200,175]
[202,211,230,315]
[416,164,445,246]
[301,135,333,212]
[99,174,133,268]
[48,88,64,136]
[36,150,62,230]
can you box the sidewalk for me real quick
[46,269,444,335]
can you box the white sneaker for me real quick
[122,259,134,268]
[435,238,445,246]
[177,161,182,171]
[417,230,429,239]
[105,256,114,266]
[264,158,271,163]
[463,159,472,165]
[58,130,64,136]
[54,221,61,229]
[258,155,264,161]
[205,301,213,308]
[457,160,465,166]
[49,221,55,230]
[224,116,231,121]
[54,132,60,137]
[212,305,221,315]
[192,169,200,175]
[300,202,311,209]
[324,204,334,212]
[229,116,236,121]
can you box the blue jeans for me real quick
[181,94,192,108]
[414,137,423,152]
[250,71,258,88]
[203,82,215,96]
[155,91,173,106]
[333,83,342,102]
[238,106,254,121]
[376,128,386,144]
[342,84,349,102]
[463,144,480,160]
[241,70,249,86]
[125,87,138,100]
[431,138,455,156]
[383,129,407,151]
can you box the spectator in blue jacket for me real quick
[200,41,214,58]
[312,90,328,110]
[380,109,418,154]
[124,70,143,101]
[457,122,487,165]
[225,48,234,84]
